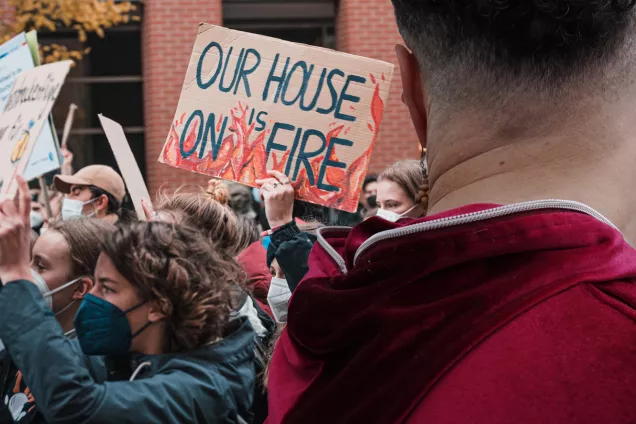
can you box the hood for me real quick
[130,317,255,418]
[136,316,255,372]
[268,201,636,424]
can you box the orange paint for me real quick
[162,82,385,212]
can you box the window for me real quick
[223,0,336,48]
[40,8,145,180]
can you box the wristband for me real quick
[260,220,295,237]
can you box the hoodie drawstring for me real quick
[129,361,152,382]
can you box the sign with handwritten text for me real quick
[0,61,72,200]
[159,24,394,212]
[0,31,62,181]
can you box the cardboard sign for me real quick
[0,61,72,200]
[159,24,394,212]
[0,32,62,181]
[99,114,151,220]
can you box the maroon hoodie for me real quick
[237,241,273,317]
[267,202,636,424]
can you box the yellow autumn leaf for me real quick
[2,0,138,64]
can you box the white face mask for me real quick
[267,277,292,323]
[376,204,419,223]
[30,210,44,229]
[61,198,97,221]
[30,268,81,314]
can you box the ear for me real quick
[395,44,428,150]
[147,302,167,324]
[95,194,109,213]
[72,277,94,300]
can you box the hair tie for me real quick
[205,179,229,205]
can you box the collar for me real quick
[316,199,619,273]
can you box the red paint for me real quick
[162,82,386,212]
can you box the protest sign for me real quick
[99,114,151,220]
[159,24,394,212]
[0,61,72,200]
[0,32,63,181]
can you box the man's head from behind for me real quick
[393,0,636,145]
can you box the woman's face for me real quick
[92,253,152,348]
[30,230,78,313]
[376,180,418,215]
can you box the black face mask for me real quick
[367,195,378,208]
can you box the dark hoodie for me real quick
[267,201,636,424]
[0,281,255,424]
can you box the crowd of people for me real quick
[1,0,636,422]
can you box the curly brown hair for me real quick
[100,221,245,352]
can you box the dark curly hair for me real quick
[100,221,245,352]
[393,0,636,97]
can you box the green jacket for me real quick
[0,337,106,424]
[0,280,255,424]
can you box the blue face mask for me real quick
[74,294,151,357]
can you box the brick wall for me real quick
[336,0,419,174]
[0,0,12,27]
[143,0,223,195]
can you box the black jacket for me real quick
[266,221,316,292]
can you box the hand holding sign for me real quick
[60,146,74,175]
[159,24,393,212]
[257,170,295,229]
[141,198,157,221]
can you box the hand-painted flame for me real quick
[161,82,385,212]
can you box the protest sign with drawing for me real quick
[0,61,72,201]
[0,31,63,181]
[159,24,394,212]
[99,114,151,220]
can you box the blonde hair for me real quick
[155,180,243,257]
[379,160,425,200]
[379,159,429,212]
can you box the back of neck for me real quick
[426,93,636,244]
